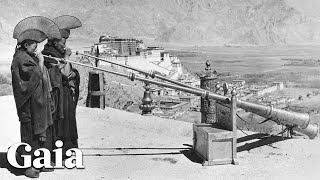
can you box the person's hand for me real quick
[50,59,60,67]
[35,52,44,72]
[35,52,44,64]
[64,47,72,58]
[58,61,66,69]
[68,71,76,79]
[49,62,56,67]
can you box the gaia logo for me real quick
[7,140,84,169]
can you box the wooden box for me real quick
[192,96,238,166]
[193,124,236,166]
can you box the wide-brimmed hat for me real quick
[52,15,82,39]
[13,16,61,43]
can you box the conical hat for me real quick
[52,15,82,39]
[17,29,47,43]
[13,16,61,43]
[52,15,82,30]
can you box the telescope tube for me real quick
[43,55,319,139]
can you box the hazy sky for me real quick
[2,0,320,63]
[286,0,320,18]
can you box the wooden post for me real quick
[87,72,92,108]
[99,72,105,109]
[231,89,239,165]
[87,71,105,109]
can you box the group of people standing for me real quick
[11,15,81,178]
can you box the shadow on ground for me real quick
[237,133,290,152]
[181,133,290,164]
[0,152,25,177]
[180,149,203,164]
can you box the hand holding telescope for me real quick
[64,47,72,58]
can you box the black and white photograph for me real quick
[0,0,320,179]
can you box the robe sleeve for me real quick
[11,53,42,110]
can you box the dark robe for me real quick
[11,49,54,158]
[42,45,64,123]
[42,44,80,154]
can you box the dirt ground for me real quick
[0,95,320,180]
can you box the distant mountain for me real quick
[1,0,320,46]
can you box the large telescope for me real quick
[43,55,319,139]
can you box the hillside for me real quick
[1,0,320,46]
[1,95,320,179]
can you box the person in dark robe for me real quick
[42,15,81,159]
[12,39,54,178]
[11,16,61,178]
[42,36,80,159]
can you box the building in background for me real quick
[96,34,144,56]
